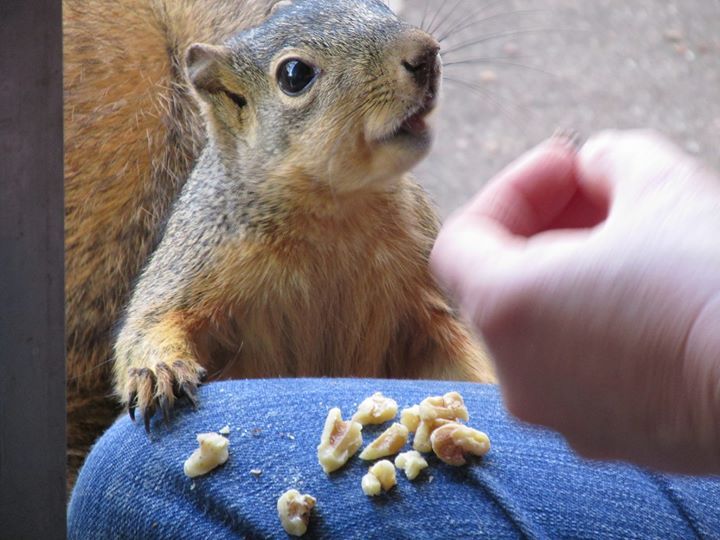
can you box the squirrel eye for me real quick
[277,59,317,96]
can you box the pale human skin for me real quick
[431,130,720,475]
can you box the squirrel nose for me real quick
[402,45,440,89]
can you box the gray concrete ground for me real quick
[393,0,720,217]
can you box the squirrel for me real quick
[65,0,495,487]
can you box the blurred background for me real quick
[391,0,720,217]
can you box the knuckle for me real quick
[625,128,667,147]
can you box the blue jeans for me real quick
[68,380,720,539]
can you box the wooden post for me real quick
[0,1,66,537]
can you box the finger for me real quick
[464,136,580,237]
[431,204,588,320]
[431,137,584,303]
[578,130,696,214]
[546,188,609,231]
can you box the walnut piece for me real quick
[277,489,316,537]
[394,450,428,480]
[400,405,421,432]
[359,422,409,460]
[430,423,491,466]
[412,391,470,452]
[352,392,398,425]
[412,418,452,453]
[361,472,382,496]
[183,432,229,478]
[362,460,396,496]
[316,408,363,473]
[419,391,469,423]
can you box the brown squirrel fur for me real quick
[65,0,494,490]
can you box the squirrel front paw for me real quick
[125,359,207,432]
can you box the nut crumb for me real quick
[219,425,231,435]
[359,423,409,460]
[362,460,396,496]
[394,450,428,480]
[502,42,520,57]
[250,468,263,477]
[352,392,398,425]
[183,432,229,478]
[663,28,684,43]
[277,489,316,537]
[484,140,500,155]
[479,69,498,83]
[317,408,363,473]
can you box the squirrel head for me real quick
[186,0,441,192]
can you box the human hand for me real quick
[431,131,720,474]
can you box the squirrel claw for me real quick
[128,401,136,422]
[159,395,172,424]
[126,370,139,422]
[124,360,205,433]
[143,406,154,433]
[178,382,199,410]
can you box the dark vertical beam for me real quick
[0,1,66,537]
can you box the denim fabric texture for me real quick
[68,379,720,539]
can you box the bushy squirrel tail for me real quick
[64,0,274,390]
[64,1,275,264]
[63,0,273,492]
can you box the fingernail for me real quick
[551,128,584,150]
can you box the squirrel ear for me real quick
[269,0,294,16]
[186,43,233,95]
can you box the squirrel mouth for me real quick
[377,94,437,144]
[398,107,431,137]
